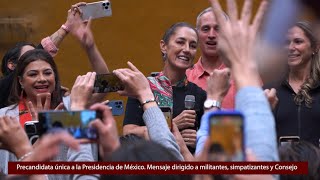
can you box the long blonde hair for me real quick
[293,21,320,108]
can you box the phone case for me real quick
[207,110,245,161]
[108,100,124,116]
[24,121,40,144]
[80,0,112,21]
[160,106,172,131]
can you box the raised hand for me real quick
[89,103,120,158]
[208,0,268,88]
[264,88,278,110]
[26,93,64,120]
[113,61,154,104]
[68,4,96,50]
[0,116,32,159]
[206,68,231,101]
[70,72,96,110]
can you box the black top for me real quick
[265,80,320,147]
[0,73,14,108]
[123,82,207,153]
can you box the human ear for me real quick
[160,40,167,55]
[18,76,23,87]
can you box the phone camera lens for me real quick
[116,105,122,109]
[106,2,110,6]
[102,3,106,6]
[105,6,109,9]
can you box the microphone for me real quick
[185,95,195,110]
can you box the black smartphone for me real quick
[38,110,102,140]
[160,106,172,131]
[107,100,124,116]
[93,73,125,93]
[24,121,40,145]
[209,110,244,161]
[279,136,300,146]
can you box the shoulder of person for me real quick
[187,82,206,93]
[0,104,18,116]
[186,82,207,101]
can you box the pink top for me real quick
[41,37,58,57]
[186,57,236,109]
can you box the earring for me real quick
[163,53,167,60]
[20,85,24,99]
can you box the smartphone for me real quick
[107,100,124,116]
[279,136,300,146]
[24,121,40,145]
[79,0,112,21]
[209,110,244,161]
[160,106,172,131]
[38,110,102,140]
[93,73,125,93]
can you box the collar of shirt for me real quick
[192,57,226,79]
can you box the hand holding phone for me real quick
[79,1,112,21]
[209,110,244,161]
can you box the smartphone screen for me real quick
[79,0,112,21]
[107,100,124,116]
[38,110,101,140]
[94,73,125,93]
[209,112,244,161]
[160,107,172,131]
[279,136,300,146]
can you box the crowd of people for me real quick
[0,0,320,180]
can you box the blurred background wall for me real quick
[0,0,260,134]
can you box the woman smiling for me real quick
[123,22,206,154]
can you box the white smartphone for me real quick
[79,0,112,21]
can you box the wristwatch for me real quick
[204,99,221,109]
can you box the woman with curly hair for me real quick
[265,21,320,147]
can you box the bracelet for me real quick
[61,24,70,33]
[141,99,156,107]
[18,151,33,161]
